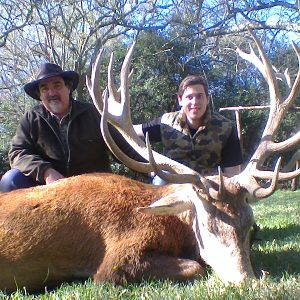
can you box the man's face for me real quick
[178,84,209,127]
[39,76,71,119]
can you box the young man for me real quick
[0,63,125,192]
[134,75,242,184]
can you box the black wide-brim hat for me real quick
[24,63,79,100]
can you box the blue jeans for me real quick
[0,169,37,192]
[152,175,167,186]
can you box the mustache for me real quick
[47,96,60,101]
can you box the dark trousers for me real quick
[0,169,37,192]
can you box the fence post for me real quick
[234,110,243,158]
[291,160,299,191]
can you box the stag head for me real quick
[86,30,300,285]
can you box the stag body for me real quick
[0,172,255,292]
[0,173,198,292]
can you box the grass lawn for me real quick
[1,190,299,299]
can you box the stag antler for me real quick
[236,29,300,197]
[87,30,300,201]
[86,44,216,191]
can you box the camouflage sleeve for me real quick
[221,126,243,167]
[141,117,162,142]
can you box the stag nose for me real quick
[209,250,256,286]
[232,271,256,286]
[218,269,256,287]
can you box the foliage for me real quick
[0,190,299,299]
[130,32,191,122]
[0,148,9,177]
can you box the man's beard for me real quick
[48,100,64,115]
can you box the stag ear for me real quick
[137,192,193,215]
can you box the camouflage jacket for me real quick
[160,107,234,175]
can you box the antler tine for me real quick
[101,89,152,173]
[120,41,136,121]
[253,167,300,181]
[202,167,225,201]
[106,45,148,148]
[107,52,135,104]
[237,43,266,80]
[248,29,280,105]
[273,67,291,94]
[86,48,106,114]
[283,68,292,88]
[107,52,120,103]
[247,157,282,198]
[216,166,225,198]
[105,51,130,130]
[284,41,300,106]
[237,30,280,108]
[252,150,300,181]
[268,130,300,154]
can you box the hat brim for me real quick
[24,71,79,100]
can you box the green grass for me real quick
[1,190,299,300]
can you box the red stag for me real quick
[0,30,299,293]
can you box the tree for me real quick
[0,0,35,48]
[168,0,300,40]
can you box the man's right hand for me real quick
[44,168,65,184]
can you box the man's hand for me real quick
[44,168,65,184]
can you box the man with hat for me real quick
[0,62,126,192]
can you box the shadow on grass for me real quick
[251,224,300,277]
[259,224,300,240]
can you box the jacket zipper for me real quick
[66,119,72,177]
[40,115,69,171]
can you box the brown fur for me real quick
[0,173,204,293]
